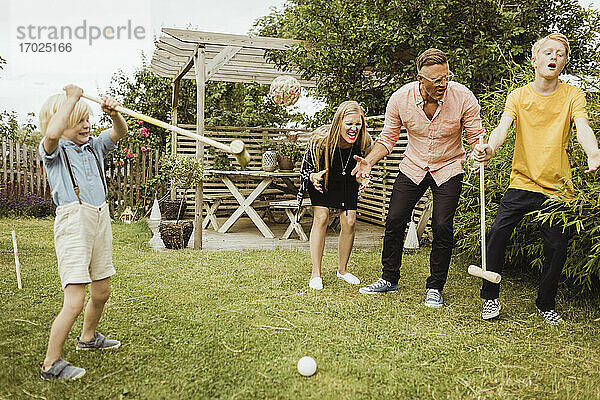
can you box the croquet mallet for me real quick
[468,137,501,283]
[81,94,251,168]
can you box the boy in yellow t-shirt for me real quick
[474,33,600,325]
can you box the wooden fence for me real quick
[105,147,164,219]
[2,125,431,231]
[1,139,49,197]
[0,138,164,219]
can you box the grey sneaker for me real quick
[482,299,501,320]
[40,358,86,380]
[538,308,563,325]
[359,278,398,294]
[76,332,121,351]
[424,289,443,308]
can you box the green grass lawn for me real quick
[1,217,600,399]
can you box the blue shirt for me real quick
[39,130,116,207]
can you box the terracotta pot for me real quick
[277,155,295,171]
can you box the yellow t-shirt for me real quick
[503,82,588,197]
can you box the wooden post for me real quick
[141,147,147,212]
[154,149,161,198]
[15,142,21,193]
[124,149,130,211]
[135,147,141,212]
[2,139,7,185]
[117,160,122,216]
[170,79,180,201]
[12,230,22,289]
[36,150,41,195]
[193,46,205,249]
[28,146,34,194]
[8,140,14,190]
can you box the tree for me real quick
[254,0,600,120]
[0,111,40,146]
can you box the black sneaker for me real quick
[538,308,563,325]
[482,299,501,320]
[358,278,398,294]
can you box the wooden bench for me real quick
[202,193,232,230]
[269,199,312,241]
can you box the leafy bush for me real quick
[161,155,204,191]
[454,63,600,291]
[0,184,55,218]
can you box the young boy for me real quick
[474,33,600,324]
[38,84,128,379]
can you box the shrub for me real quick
[0,184,55,218]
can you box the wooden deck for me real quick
[186,216,385,251]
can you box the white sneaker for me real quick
[336,270,360,285]
[308,276,323,290]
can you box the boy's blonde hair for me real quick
[39,94,92,135]
[309,100,371,188]
[531,33,570,59]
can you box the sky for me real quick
[1,0,599,125]
[0,0,294,124]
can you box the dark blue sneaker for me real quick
[424,289,443,308]
[359,278,398,294]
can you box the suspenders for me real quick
[61,144,107,204]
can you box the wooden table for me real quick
[206,169,299,238]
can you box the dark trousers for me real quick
[381,171,463,289]
[481,188,571,311]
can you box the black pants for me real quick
[481,188,571,311]
[381,171,463,289]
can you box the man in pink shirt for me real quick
[353,48,485,307]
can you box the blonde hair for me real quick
[532,33,570,59]
[416,48,448,72]
[39,94,92,135]
[309,100,371,188]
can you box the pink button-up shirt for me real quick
[376,81,485,186]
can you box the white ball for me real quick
[297,356,317,376]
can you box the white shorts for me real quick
[54,201,115,289]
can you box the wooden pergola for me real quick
[149,28,316,249]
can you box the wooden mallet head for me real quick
[229,139,251,168]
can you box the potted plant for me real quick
[276,141,302,171]
[158,155,204,249]
[260,140,278,172]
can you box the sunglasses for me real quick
[419,71,455,85]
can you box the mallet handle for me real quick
[479,137,487,272]
[81,94,231,154]
[12,230,22,289]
